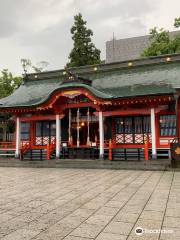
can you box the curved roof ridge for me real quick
[0,82,113,108]
[26,53,180,82]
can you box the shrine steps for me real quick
[54,159,171,171]
[0,158,172,171]
[22,149,55,161]
[0,149,16,157]
[109,148,145,161]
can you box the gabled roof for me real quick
[0,53,180,108]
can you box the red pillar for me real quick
[155,112,159,149]
[175,94,180,141]
[109,139,113,161]
[178,97,180,140]
[30,121,35,148]
[144,136,149,161]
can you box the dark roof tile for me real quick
[0,54,180,108]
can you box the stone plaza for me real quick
[0,168,180,240]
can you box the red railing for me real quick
[20,141,30,160]
[107,137,150,161]
[109,140,113,161]
[144,136,149,161]
[21,141,30,154]
[46,139,56,160]
[0,142,16,149]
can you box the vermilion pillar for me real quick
[87,108,90,145]
[15,117,21,158]
[99,111,104,159]
[175,94,180,140]
[68,109,71,145]
[56,114,61,158]
[30,122,34,148]
[77,108,80,147]
[151,108,157,159]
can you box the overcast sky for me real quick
[0,0,179,75]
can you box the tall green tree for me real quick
[142,17,180,57]
[0,70,22,99]
[67,13,101,67]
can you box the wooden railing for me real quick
[21,141,30,154]
[0,142,16,149]
[20,141,30,160]
[144,136,149,161]
[0,142,16,158]
[60,140,109,148]
[108,137,150,161]
[46,139,56,160]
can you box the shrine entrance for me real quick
[59,107,100,159]
[19,88,107,160]
[67,107,99,147]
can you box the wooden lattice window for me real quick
[21,122,30,140]
[35,121,56,145]
[159,115,176,136]
[115,116,151,144]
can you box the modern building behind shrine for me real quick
[106,30,180,63]
[0,53,180,161]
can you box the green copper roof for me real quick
[0,53,180,108]
[0,81,113,108]
[92,62,180,90]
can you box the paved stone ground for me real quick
[0,168,179,240]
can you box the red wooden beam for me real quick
[113,144,144,148]
[94,105,169,117]
[20,114,64,122]
[94,109,150,117]
[58,102,100,111]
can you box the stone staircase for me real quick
[0,157,172,170]
[22,149,47,161]
[0,149,16,158]
[22,149,55,161]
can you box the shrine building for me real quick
[0,53,179,161]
